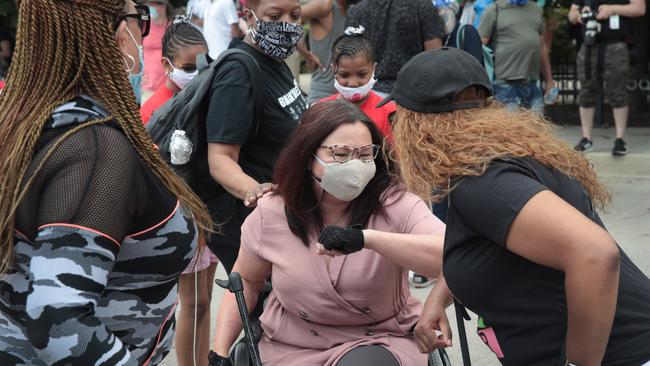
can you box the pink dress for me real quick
[142,21,167,94]
[240,191,446,366]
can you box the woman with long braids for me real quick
[388,48,650,365]
[0,1,213,365]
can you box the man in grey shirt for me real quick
[479,0,554,114]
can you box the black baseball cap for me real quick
[377,47,493,113]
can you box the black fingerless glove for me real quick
[318,224,364,254]
[208,350,232,366]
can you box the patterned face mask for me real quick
[250,11,304,61]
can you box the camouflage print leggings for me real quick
[577,41,630,108]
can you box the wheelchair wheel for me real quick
[230,340,251,366]
[428,348,452,366]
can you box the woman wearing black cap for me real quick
[387,47,650,366]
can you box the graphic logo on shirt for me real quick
[278,80,308,121]
[477,316,505,358]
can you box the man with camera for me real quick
[569,0,645,155]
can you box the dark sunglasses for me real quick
[116,4,151,38]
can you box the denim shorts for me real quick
[493,79,544,115]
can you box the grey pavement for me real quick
[161,125,650,366]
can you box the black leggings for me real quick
[207,243,238,274]
[336,345,400,366]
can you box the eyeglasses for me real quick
[116,4,151,38]
[319,144,380,163]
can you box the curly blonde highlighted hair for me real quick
[0,0,213,276]
[391,87,611,210]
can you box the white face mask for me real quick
[164,58,198,89]
[313,155,376,202]
[334,76,376,102]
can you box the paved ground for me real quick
[161,125,650,366]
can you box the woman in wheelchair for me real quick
[211,101,446,366]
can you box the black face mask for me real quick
[250,11,304,61]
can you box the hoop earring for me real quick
[123,54,136,73]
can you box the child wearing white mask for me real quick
[141,16,207,125]
[319,25,396,139]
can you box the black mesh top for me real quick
[0,96,197,365]
[15,97,175,241]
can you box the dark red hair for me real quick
[274,100,400,246]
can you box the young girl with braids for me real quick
[0,1,213,365]
[320,27,396,139]
[141,17,208,125]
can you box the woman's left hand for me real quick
[243,183,276,207]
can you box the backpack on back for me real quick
[445,7,498,82]
[445,23,485,67]
[480,3,499,82]
[147,48,263,197]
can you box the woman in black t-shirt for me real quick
[204,0,308,274]
[388,48,650,365]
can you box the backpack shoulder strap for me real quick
[491,3,499,46]
[456,23,469,49]
[197,52,212,73]
[446,184,473,366]
[212,48,264,138]
[454,299,473,366]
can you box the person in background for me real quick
[388,47,650,366]
[204,0,246,59]
[478,0,555,115]
[212,101,445,366]
[569,0,645,155]
[436,0,461,38]
[188,0,211,28]
[442,2,485,67]
[320,28,395,139]
[141,17,206,125]
[346,0,445,97]
[0,1,213,364]
[0,16,14,79]
[300,0,358,103]
[142,0,173,102]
